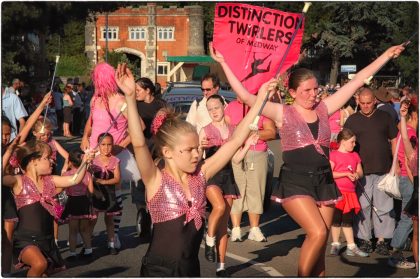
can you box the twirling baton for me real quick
[40,55,60,134]
[347,165,382,223]
[364,31,417,85]
[71,103,127,182]
[249,2,312,130]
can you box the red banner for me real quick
[213,3,304,94]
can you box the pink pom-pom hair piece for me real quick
[151,111,168,136]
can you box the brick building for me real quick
[85,3,205,87]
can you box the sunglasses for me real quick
[201,88,213,92]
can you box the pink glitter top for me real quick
[280,101,331,156]
[203,123,235,147]
[89,98,128,148]
[14,175,59,219]
[147,167,207,230]
[91,155,120,179]
[63,169,91,196]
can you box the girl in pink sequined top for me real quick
[2,140,93,277]
[89,133,122,255]
[210,42,406,276]
[2,93,52,275]
[198,94,242,270]
[61,149,94,259]
[115,63,276,277]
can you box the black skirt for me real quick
[63,107,72,123]
[2,187,18,222]
[140,215,204,277]
[207,167,240,199]
[61,195,93,221]
[271,164,342,205]
[404,176,418,218]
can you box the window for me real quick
[157,27,174,41]
[128,27,146,41]
[100,26,119,41]
[157,62,169,76]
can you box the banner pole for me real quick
[249,2,312,131]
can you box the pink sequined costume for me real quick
[13,175,65,270]
[271,101,342,205]
[61,169,95,221]
[90,155,122,216]
[141,167,206,277]
[203,123,240,199]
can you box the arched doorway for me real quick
[114,47,146,78]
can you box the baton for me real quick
[71,103,127,182]
[249,2,312,130]
[40,55,60,134]
[364,31,417,85]
[347,166,383,223]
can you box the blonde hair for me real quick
[33,117,52,133]
[153,108,197,158]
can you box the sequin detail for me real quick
[280,101,330,156]
[91,155,120,179]
[203,123,234,147]
[148,168,207,230]
[63,169,91,196]
[14,175,59,219]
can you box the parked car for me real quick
[162,82,236,118]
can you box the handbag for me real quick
[378,136,402,199]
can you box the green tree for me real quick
[305,2,418,86]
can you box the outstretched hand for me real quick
[385,44,405,59]
[41,92,52,107]
[209,42,225,64]
[115,63,136,98]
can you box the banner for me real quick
[213,3,304,94]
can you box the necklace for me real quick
[360,109,376,117]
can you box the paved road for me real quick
[11,136,417,277]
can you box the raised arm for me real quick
[210,42,284,124]
[399,102,416,159]
[202,79,278,180]
[324,45,405,115]
[17,92,52,144]
[52,151,93,188]
[115,63,159,190]
[232,132,259,164]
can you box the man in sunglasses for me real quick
[186,73,224,133]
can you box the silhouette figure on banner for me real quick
[241,52,272,82]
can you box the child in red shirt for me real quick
[329,128,368,257]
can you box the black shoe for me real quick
[358,239,373,253]
[216,269,229,277]
[205,243,216,262]
[375,241,390,256]
[109,247,118,255]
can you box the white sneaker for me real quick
[114,234,121,249]
[230,227,242,242]
[248,227,267,242]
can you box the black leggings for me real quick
[332,208,354,227]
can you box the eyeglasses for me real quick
[201,88,213,92]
